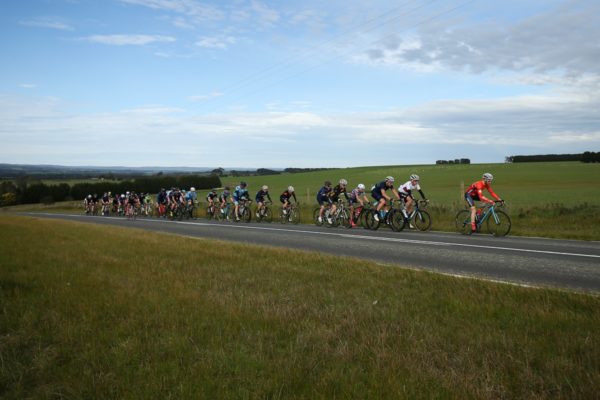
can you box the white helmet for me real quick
[410,174,420,181]
[288,186,294,192]
[262,185,268,190]
[483,173,494,182]
[385,176,395,182]
[339,178,348,186]
[357,183,365,190]
[190,187,195,192]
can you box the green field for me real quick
[1,216,599,399]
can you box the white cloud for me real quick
[19,84,37,89]
[119,0,224,23]
[195,35,236,49]
[188,92,224,102]
[363,0,600,77]
[82,34,176,46]
[20,17,74,31]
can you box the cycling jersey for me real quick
[348,188,365,204]
[206,192,217,201]
[219,190,230,202]
[327,184,348,202]
[157,191,167,204]
[280,190,297,203]
[398,180,425,199]
[186,191,197,202]
[233,186,249,201]
[465,180,500,205]
[255,190,271,203]
[316,186,331,205]
[371,181,393,201]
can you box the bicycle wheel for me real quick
[487,210,511,237]
[339,209,351,228]
[364,209,381,230]
[241,207,251,223]
[454,210,472,235]
[313,208,324,226]
[413,210,432,231]
[390,209,406,232]
[289,208,300,224]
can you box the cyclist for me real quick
[347,183,369,228]
[233,181,250,221]
[101,192,111,216]
[84,194,92,214]
[206,189,218,214]
[127,191,140,216]
[316,180,333,224]
[465,173,504,233]
[280,186,298,215]
[156,188,168,218]
[186,187,198,218]
[398,174,428,227]
[371,176,400,221]
[219,186,232,218]
[255,185,272,218]
[326,179,349,224]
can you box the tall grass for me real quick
[1,216,599,399]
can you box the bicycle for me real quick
[101,202,110,216]
[255,201,273,223]
[349,202,372,228]
[233,199,252,223]
[313,203,333,227]
[394,199,432,232]
[364,200,404,231]
[205,202,219,220]
[455,201,511,237]
[324,199,351,228]
[216,203,232,222]
[125,202,137,220]
[280,202,300,225]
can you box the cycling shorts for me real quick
[465,192,480,207]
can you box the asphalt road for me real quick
[24,212,600,293]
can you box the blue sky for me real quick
[1,0,599,168]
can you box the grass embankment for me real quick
[1,216,599,399]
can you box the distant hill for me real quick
[0,163,214,179]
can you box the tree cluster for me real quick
[436,159,470,165]
[0,174,221,206]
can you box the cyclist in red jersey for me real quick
[464,173,504,232]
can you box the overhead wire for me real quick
[199,0,479,114]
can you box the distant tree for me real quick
[460,158,471,164]
[212,167,225,176]
[256,168,280,175]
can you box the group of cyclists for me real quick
[84,172,503,234]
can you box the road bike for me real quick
[233,198,252,223]
[364,200,404,231]
[101,202,110,216]
[393,199,432,232]
[324,199,351,228]
[349,202,372,228]
[280,202,300,224]
[255,201,273,223]
[455,201,511,237]
[125,202,137,220]
[205,202,219,220]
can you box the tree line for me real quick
[0,174,221,207]
[505,152,600,163]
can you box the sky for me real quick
[1,0,599,168]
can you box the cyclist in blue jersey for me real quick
[233,181,250,221]
[370,176,400,221]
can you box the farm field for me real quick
[1,215,599,399]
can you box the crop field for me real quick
[1,215,599,399]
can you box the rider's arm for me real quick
[418,189,426,200]
[292,192,297,202]
[487,185,502,202]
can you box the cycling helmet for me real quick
[483,173,494,182]
[357,183,365,190]
[262,185,268,190]
[324,180,332,187]
[410,174,420,181]
[240,181,247,187]
[385,176,395,182]
[87,194,92,199]
[288,186,295,192]
[339,179,348,186]
[190,187,195,192]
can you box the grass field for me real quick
[1,216,599,399]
